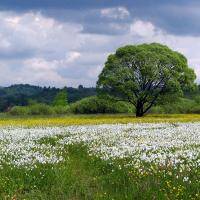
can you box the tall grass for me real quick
[1,144,199,199]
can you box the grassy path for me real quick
[1,145,199,199]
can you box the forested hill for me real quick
[0,84,96,111]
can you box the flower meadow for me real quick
[0,122,199,199]
[1,123,200,168]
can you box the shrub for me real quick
[194,95,200,104]
[9,104,71,116]
[150,98,200,114]
[150,106,165,114]
[70,96,134,114]
[53,89,68,106]
[28,104,55,115]
[189,105,200,114]
[53,106,70,115]
[9,106,30,116]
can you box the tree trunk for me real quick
[136,101,144,117]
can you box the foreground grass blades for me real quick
[0,144,199,199]
[0,121,199,199]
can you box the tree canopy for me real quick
[53,88,68,107]
[97,43,196,117]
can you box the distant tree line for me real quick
[0,84,96,112]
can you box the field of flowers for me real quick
[0,115,199,199]
[1,113,200,127]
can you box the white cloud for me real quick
[100,7,130,19]
[5,16,21,27]
[130,20,157,37]
[25,58,59,71]
[0,10,200,87]
[0,58,66,87]
[65,51,81,63]
[0,11,86,87]
[0,11,83,58]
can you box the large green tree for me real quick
[97,43,196,117]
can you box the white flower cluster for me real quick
[59,123,200,170]
[0,127,66,167]
[0,123,199,169]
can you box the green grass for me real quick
[0,114,200,199]
[0,144,199,199]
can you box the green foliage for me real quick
[194,95,200,104]
[9,106,30,116]
[53,88,68,107]
[53,106,70,115]
[9,104,72,116]
[8,95,200,116]
[70,96,134,114]
[97,43,196,117]
[29,104,55,115]
[0,84,96,112]
[9,104,54,116]
[28,99,38,105]
[151,98,200,114]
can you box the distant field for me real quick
[0,115,199,199]
[1,114,200,127]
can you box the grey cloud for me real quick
[1,0,200,36]
[0,2,200,87]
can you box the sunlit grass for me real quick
[1,144,199,199]
[0,114,200,127]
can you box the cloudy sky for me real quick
[0,0,200,87]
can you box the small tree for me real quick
[97,43,196,117]
[53,87,68,106]
[78,85,84,90]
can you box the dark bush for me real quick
[70,96,134,114]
